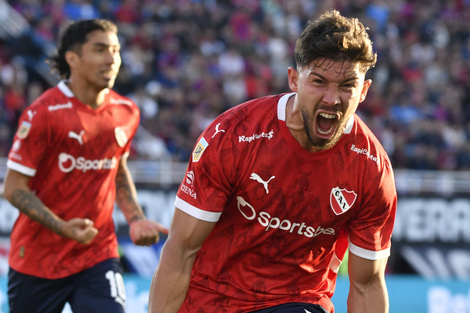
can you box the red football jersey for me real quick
[7,81,139,279]
[175,93,397,313]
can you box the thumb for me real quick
[72,218,94,228]
[83,218,94,226]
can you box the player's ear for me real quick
[359,79,372,103]
[287,66,299,92]
[65,50,80,69]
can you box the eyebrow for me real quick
[91,42,121,48]
[309,71,359,82]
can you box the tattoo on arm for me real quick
[10,189,63,235]
[115,164,145,223]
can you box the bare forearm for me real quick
[347,280,389,313]
[115,163,146,223]
[149,240,197,313]
[9,189,65,235]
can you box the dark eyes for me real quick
[95,47,120,53]
[311,79,355,89]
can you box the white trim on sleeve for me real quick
[6,160,36,177]
[175,196,221,222]
[349,240,390,260]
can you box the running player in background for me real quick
[149,10,396,313]
[3,19,169,313]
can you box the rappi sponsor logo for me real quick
[58,153,117,173]
[236,196,335,238]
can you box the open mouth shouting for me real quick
[314,110,340,140]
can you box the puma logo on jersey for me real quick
[27,110,37,121]
[68,130,85,145]
[250,173,275,194]
[212,123,226,138]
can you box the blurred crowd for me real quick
[1,0,470,170]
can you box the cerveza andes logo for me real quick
[236,196,335,238]
[58,153,117,173]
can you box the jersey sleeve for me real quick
[348,159,397,260]
[115,96,140,159]
[7,106,49,177]
[175,114,237,222]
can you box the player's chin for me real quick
[98,75,116,88]
[311,130,342,151]
[104,79,116,89]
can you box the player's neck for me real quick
[285,96,311,152]
[66,79,107,109]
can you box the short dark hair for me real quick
[47,19,118,79]
[294,10,377,73]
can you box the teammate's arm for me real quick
[347,252,389,313]
[3,168,98,244]
[149,208,215,313]
[115,156,169,246]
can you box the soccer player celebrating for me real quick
[3,19,168,313]
[149,10,397,313]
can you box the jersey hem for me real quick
[9,254,120,279]
[175,197,221,222]
[6,160,36,176]
[349,240,390,260]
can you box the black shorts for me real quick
[8,258,126,313]
[251,302,328,313]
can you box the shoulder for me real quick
[30,86,69,110]
[215,94,283,130]
[108,90,137,108]
[19,86,73,124]
[107,90,139,115]
[349,114,393,173]
[194,94,282,159]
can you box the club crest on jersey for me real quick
[115,127,128,148]
[17,121,31,139]
[192,137,208,162]
[330,187,357,215]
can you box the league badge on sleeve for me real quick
[330,187,357,215]
[192,137,208,162]
[17,121,32,139]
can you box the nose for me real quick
[106,49,120,65]
[322,86,340,106]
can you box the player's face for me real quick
[73,30,121,90]
[288,58,371,151]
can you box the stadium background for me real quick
[0,0,470,312]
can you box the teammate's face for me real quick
[71,30,121,90]
[288,58,371,151]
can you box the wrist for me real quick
[129,215,145,225]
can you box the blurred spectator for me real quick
[0,0,470,169]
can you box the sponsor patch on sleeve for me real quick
[17,121,31,139]
[192,137,208,162]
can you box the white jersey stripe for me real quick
[6,159,36,176]
[349,240,390,260]
[175,196,221,222]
